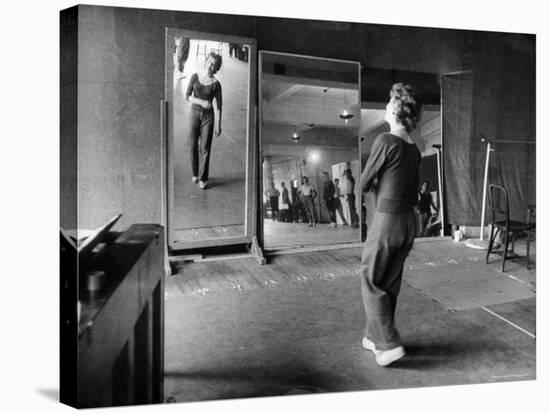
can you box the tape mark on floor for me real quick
[494,270,531,286]
[481,306,535,339]
[490,373,531,379]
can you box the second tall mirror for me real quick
[259,52,361,250]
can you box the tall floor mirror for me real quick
[259,52,362,250]
[165,29,256,250]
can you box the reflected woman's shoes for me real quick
[199,180,207,189]
[192,176,198,183]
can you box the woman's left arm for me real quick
[214,82,223,137]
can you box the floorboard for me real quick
[165,238,536,403]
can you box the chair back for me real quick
[488,184,510,224]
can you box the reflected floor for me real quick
[174,176,246,229]
[263,220,360,249]
[175,224,245,242]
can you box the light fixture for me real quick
[339,109,354,122]
[339,90,354,124]
[309,150,320,163]
[290,128,301,143]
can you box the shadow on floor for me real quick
[36,388,59,402]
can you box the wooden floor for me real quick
[175,224,245,242]
[165,238,536,403]
[263,220,360,249]
[170,238,535,299]
[171,247,363,294]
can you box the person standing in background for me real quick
[334,178,349,225]
[341,169,359,227]
[300,176,317,227]
[322,172,337,227]
[416,181,438,237]
[265,181,280,222]
[175,37,190,79]
[280,182,291,222]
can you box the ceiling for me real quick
[260,54,441,156]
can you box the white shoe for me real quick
[375,346,406,367]
[199,180,207,189]
[192,176,198,183]
[362,337,376,354]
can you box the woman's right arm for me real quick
[185,74,211,109]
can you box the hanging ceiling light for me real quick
[339,109,354,122]
[290,128,301,143]
[339,90,354,124]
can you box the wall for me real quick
[60,7,78,230]
[63,6,256,230]
[61,5,535,234]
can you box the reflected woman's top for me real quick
[185,73,223,112]
[301,184,315,197]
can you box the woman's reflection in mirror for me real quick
[185,52,223,190]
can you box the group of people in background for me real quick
[322,170,360,228]
[264,169,360,228]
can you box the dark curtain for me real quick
[442,71,477,225]
[443,36,535,226]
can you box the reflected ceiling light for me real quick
[309,151,320,163]
[340,90,354,124]
[290,131,301,143]
[339,109,354,122]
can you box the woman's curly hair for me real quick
[207,52,223,74]
[390,83,422,133]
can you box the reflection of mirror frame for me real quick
[164,29,257,250]
[258,51,362,250]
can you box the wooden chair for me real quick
[486,184,532,272]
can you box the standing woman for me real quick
[359,83,422,366]
[185,52,223,189]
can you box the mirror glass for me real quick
[166,31,254,248]
[260,52,361,249]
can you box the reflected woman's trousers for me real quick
[360,210,416,350]
[188,108,214,181]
